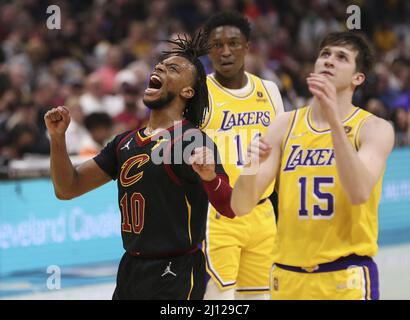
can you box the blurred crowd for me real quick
[0,0,409,167]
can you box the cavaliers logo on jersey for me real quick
[120,154,150,187]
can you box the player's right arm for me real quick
[44,106,112,200]
[231,112,291,216]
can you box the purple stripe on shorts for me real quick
[366,259,379,300]
[275,254,380,300]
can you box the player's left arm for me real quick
[353,117,394,201]
[330,116,394,204]
[308,73,395,204]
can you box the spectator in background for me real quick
[0,123,37,160]
[113,82,148,134]
[79,112,113,157]
[0,0,409,152]
[1,99,50,156]
[373,21,398,53]
[123,22,153,61]
[365,98,389,120]
[95,45,124,95]
[64,96,93,155]
[79,73,123,117]
[391,107,410,146]
[8,37,49,90]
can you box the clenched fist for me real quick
[246,137,272,166]
[190,147,217,181]
[44,106,71,138]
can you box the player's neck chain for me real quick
[145,126,164,136]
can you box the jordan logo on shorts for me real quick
[120,138,132,151]
[161,262,177,277]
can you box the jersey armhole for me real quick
[354,115,372,151]
[281,110,298,152]
[261,80,278,116]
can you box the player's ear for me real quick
[181,86,195,99]
[352,72,365,86]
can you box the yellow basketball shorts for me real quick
[270,255,379,300]
[204,199,276,294]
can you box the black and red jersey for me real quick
[94,120,229,256]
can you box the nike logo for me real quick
[289,132,306,139]
[216,102,229,108]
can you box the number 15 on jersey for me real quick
[298,176,335,219]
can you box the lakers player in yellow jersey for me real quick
[232,32,394,300]
[202,12,284,300]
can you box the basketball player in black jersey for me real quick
[44,32,235,300]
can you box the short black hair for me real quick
[163,31,211,128]
[84,112,113,131]
[203,11,251,41]
[319,32,375,75]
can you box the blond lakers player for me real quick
[232,32,394,300]
[202,12,284,300]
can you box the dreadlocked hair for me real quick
[162,30,211,128]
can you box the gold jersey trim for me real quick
[281,109,299,152]
[201,93,214,129]
[305,106,361,134]
[185,196,192,245]
[187,267,194,300]
[354,115,372,150]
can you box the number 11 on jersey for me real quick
[234,132,262,166]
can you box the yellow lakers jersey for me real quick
[274,106,383,267]
[203,72,280,199]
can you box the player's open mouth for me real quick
[145,74,163,95]
[221,62,234,67]
[320,71,334,77]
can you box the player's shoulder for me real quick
[108,130,133,145]
[108,129,137,151]
[248,72,277,87]
[274,110,295,128]
[179,122,215,151]
[266,110,295,140]
[117,129,134,139]
[357,106,392,131]
[361,113,394,138]
[206,73,215,82]
[254,74,284,113]
[181,121,208,140]
[182,120,201,133]
[357,112,395,150]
